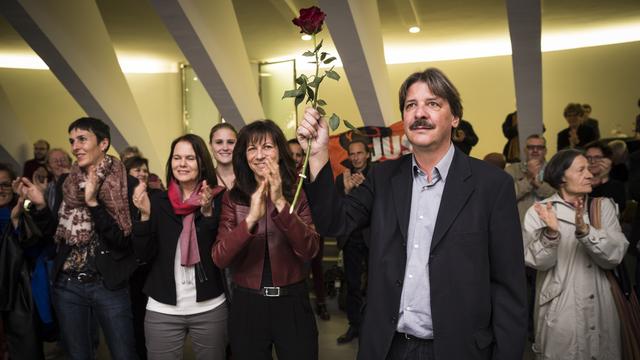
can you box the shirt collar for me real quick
[411,142,456,183]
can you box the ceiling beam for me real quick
[506,0,543,153]
[150,0,264,129]
[318,0,396,126]
[0,0,161,168]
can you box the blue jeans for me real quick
[53,276,138,360]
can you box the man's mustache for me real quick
[409,118,435,130]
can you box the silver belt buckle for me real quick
[77,272,89,282]
[263,286,280,297]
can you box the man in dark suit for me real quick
[335,139,372,344]
[297,68,527,359]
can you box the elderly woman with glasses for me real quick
[523,149,628,360]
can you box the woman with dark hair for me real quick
[212,120,320,360]
[131,134,228,359]
[209,123,237,189]
[523,149,628,359]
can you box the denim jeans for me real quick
[53,276,138,360]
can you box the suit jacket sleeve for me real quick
[304,162,372,238]
[489,175,528,360]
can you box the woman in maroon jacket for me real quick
[212,120,320,360]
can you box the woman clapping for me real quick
[212,120,320,360]
[132,134,228,359]
[523,149,628,360]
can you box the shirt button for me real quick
[414,244,419,249]
[406,306,411,311]
[408,274,413,279]
[590,326,596,330]
[589,294,594,299]
[419,215,424,219]
[587,263,592,268]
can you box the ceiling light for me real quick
[409,26,421,34]
[301,34,312,41]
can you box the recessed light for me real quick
[301,34,313,41]
[409,26,421,34]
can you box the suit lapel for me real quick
[391,155,413,241]
[431,149,474,251]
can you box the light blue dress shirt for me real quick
[396,143,455,339]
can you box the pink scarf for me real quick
[168,180,204,267]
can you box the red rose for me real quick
[292,6,326,35]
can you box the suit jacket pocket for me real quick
[473,327,494,349]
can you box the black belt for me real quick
[233,281,307,297]
[395,332,433,342]
[63,271,100,283]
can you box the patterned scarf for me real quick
[55,155,132,246]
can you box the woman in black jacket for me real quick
[132,134,227,360]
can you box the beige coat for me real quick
[523,194,628,360]
[505,162,556,223]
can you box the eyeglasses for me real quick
[586,155,604,162]
[0,182,12,190]
[526,145,545,151]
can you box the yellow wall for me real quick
[0,69,181,175]
[1,41,638,174]
[304,41,640,159]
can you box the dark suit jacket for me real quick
[556,124,597,151]
[132,191,226,305]
[305,148,527,360]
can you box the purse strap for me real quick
[587,197,602,230]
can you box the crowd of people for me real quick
[1,68,639,360]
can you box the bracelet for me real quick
[575,224,590,237]
[543,228,560,240]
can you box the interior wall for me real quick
[1,41,638,174]
[302,41,640,159]
[0,69,182,175]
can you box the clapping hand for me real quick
[246,180,268,230]
[84,165,99,207]
[10,180,26,229]
[132,181,150,221]
[264,158,287,211]
[452,129,466,142]
[534,202,559,233]
[9,177,47,228]
[574,197,589,236]
[199,180,214,217]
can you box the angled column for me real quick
[318,0,396,126]
[506,0,544,153]
[151,0,264,129]
[0,84,30,171]
[0,0,160,168]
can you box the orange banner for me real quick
[328,121,411,177]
